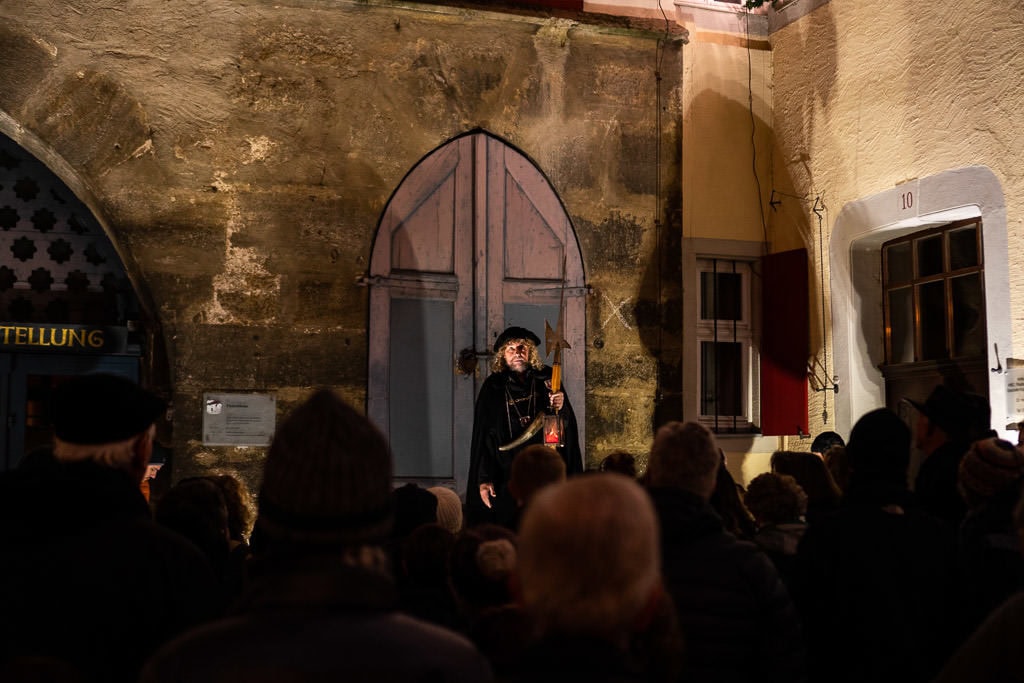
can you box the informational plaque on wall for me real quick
[202,393,276,447]
[1005,368,1024,419]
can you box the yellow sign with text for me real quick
[0,324,128,354]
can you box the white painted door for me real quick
[368,131,585,500]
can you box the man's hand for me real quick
[479,483,496,508]
[549,391,564,411]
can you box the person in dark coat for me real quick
[0,373,219,683]
[209,473,255,606]
[154,476,234,610]
[909,384,991,526]
[744,471,809,595]
[396,522,462,631]
[770,450,842,525]
[466,326,583,528]
[795,408,958,683]
[954,437,1024,637]
[507,444,566,531]
[709,456,758,540]
[141,389,493,683]
[506,473,683,683]
[933,492,1024,683]
[645,421,806,683]
[448,524,530,677]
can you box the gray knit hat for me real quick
[958,437,1024,501]
[256,389,393,547]
[428,486,464,534]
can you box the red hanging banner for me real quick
[760,248,809,436]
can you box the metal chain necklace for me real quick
[505,377,536,434]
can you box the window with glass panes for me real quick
[697,258,759,433]
[882,219,985,365]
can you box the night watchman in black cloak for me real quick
[466,326,583,528]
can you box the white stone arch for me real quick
[830,166,1010,438]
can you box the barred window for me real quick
[697,258,760,433]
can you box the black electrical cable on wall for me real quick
[743,8,769,253]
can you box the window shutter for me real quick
[760,248,809,436]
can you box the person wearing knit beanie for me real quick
[954,437,1024,639]
[142,389,495,683]
[958,437,1024,509]
[428,486,464,535]
[254,389,394,550]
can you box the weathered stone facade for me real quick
[0,1,684,491]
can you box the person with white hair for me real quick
[508,473,682,682]
[0,373,218,683]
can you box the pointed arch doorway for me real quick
[368,130,586,501]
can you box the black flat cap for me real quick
[493,326,541,354]
[53,373,166,445]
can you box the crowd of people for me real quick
[2,371,1024,682]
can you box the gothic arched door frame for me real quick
[367,130,586,500]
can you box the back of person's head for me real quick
[647,421,720,498]
[392,483,438,539]
[770,450,841,509]
[966,392,994,443]
[517,473,661,639]
[401,522,456,585]
[210,474,254,543]
[449,524,518,616]
[846,408,911,483]
[744,472,808,526]
[824,444,850,492]
[155,477,230,570]
[50,373,165,480]
[958,437,1024,510]
[811,430,845,456]
[599,450,638,478]
[428,486,464,535]
[908,384,977,445]
[508,445,566,505]
[253,389,393,553]
[709,458,757,539]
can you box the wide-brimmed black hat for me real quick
[904,385,978,441]
[493,326,541,354]
[53,373,166,445]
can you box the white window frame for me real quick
[683,239,764,435]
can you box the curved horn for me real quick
[498,413,545,452]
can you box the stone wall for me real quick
[0,1,683,489]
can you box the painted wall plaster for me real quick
[771,0,1024,445]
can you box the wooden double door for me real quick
[368,131,585,499]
